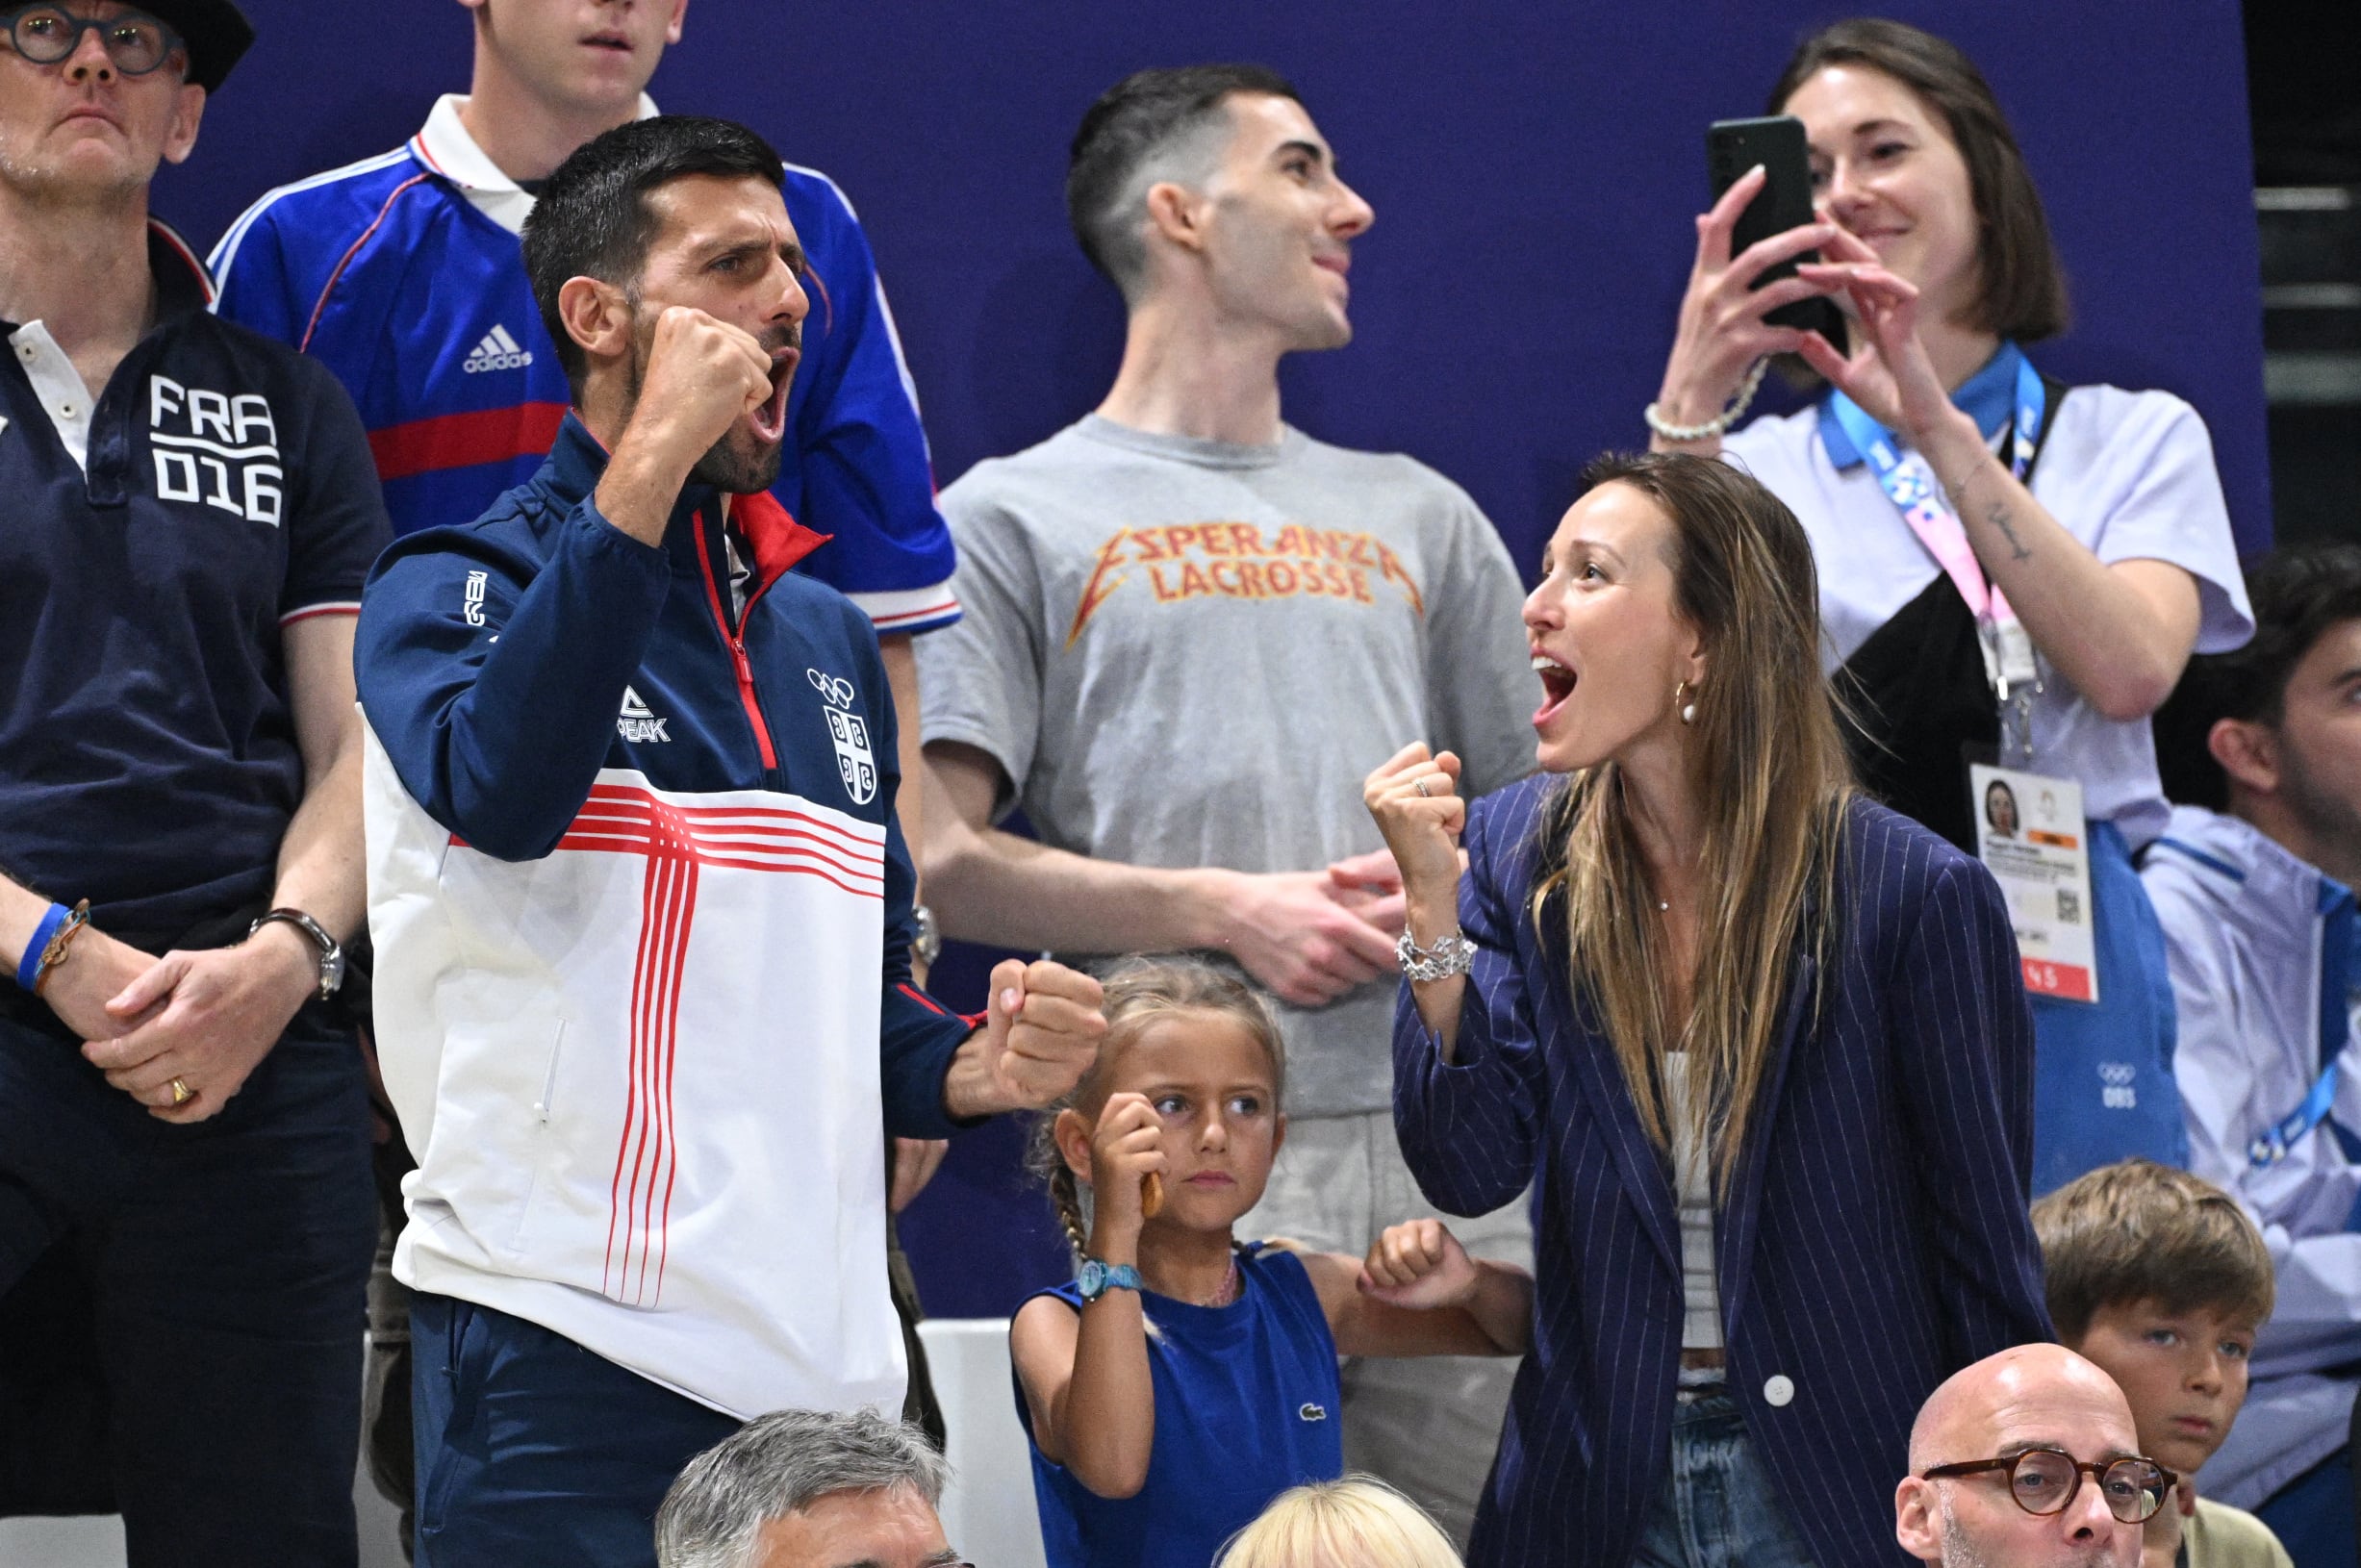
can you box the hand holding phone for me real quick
[1707,115,1847,352]
[1652,117,1851,443]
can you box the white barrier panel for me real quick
[918,1317,1048,1568]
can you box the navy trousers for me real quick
[0,1001,376,1567]
[411,1293,741,1568]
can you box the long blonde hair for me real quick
[1215,1477,1463,1568]
[1024,955,1287,1259]
[1532,452,1854,1193]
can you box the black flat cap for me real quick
[141,0,254,92]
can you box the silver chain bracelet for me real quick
[1396,926,1477,983]
[1643,357,1770,443]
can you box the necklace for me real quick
[1186,1252,1242,1308]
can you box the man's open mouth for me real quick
[748,349,799,443]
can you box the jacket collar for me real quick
[2147,804,2342,953]
[543,413,830,585]
[409,92,661,237]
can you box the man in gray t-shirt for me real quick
[916,64,1537,1540]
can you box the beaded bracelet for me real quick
[26,899,91,996]
[1644,357,1771,443]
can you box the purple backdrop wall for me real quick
[165,1,2266,1314]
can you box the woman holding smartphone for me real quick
[1369,452,2052,1568]
[1648,18,2250,1193]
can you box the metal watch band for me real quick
[249,907,344,1001]
[1396,926,1477,983]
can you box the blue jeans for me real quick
[411,1293,742,1568]
[1630,1393,1817,1568]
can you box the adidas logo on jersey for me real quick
[618,685,670,744]
[463,324,535,373]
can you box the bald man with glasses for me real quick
[1898,1345,2171,1568]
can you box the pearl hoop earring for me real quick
[1675,679,1697,725]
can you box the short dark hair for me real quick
[2156,544,2361,809]
[2032,1158,2274,1344]
[522,115,785,397]
[1769,18,2069,342]
[1066,63,1300,297]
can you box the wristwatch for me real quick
[912,901,943,970]
[1076,1256,1142,1302]
[249,907,345,1001]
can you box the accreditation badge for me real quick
[1969,763,2098,1003]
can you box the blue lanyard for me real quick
[2250,1062,2341,1168]
[2251,881,2359,1169]
[1822,341,2049,545]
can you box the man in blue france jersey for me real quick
[353,115,1105,1568]
[0,0,388,1560]
[208,0,959,822]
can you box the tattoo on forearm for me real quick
[1985,500,2033,563]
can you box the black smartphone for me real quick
[1706,115,1846,354]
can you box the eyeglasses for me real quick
[2,5,182,76]
[1921,1448,2178,1525]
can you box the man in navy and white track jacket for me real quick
[354,115,1105,1568]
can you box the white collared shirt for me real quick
[409,91,661,237]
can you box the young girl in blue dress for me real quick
[1010,957,1531,1568]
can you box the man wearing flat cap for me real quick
[0,2,391,1562]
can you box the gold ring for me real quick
[169,1077,193,1106]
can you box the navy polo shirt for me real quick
[0,223,392,949]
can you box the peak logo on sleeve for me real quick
[148,375,283,525]
[618,685,670,744]
[807,668,876,805]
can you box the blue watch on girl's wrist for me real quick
[1076,1257,1142,1302]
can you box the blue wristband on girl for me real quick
[14,902,69,992]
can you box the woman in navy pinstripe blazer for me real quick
[1366,452,2051,1568]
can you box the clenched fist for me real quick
[944,958,1107,1120]
[630,305,776,471]
[1356,1217,1479,1309]
[1363,743,1466,922]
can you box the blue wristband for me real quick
[15,902,68,992]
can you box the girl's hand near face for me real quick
[1085,1091,1169,1258]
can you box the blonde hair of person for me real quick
[1531,451,1855,1193]
[1024,954,1287,1258]
[1215,1476,1464,1568]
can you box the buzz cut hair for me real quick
[1065,63,1302,300]
[2031,1158,2275,1344]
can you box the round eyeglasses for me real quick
[3,5,181,76]
[1921,1448,2178,1525]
